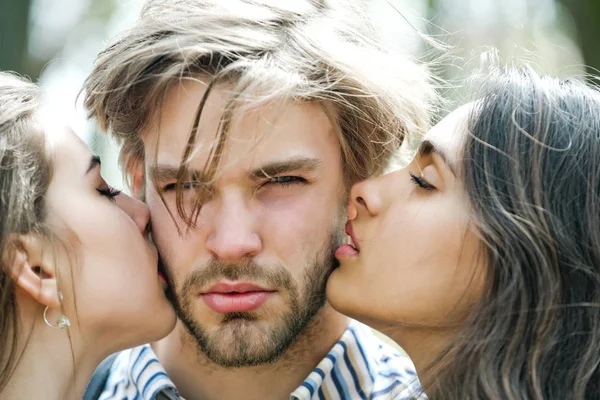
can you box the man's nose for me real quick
[205,197,261,263]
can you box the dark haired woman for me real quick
[328,66,600,399]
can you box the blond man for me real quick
[82,1,434,399]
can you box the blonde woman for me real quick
[0,72,176,400]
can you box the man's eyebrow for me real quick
[150,164,208,182]
[149,157,322,184]
[86,155,101,175]
[418,140,456,175]
[250,157,322,180]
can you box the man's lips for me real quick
[203,282,271,294]
[201,282,275,313]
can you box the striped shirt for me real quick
[98,320,425,399]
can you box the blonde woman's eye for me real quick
[97,187,122,202]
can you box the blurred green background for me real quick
[0,0,595,186]
[1,0,596,351]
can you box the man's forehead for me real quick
[142,77,228,157]
[143,80,337,171]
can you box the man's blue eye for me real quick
[268,176,306,186]
[272,176,295,183]
[182,182,200,189]
[162,182,201,192]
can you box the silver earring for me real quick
[43,292,70,329]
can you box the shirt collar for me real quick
[122,320,419,400]
[290,320,378,400]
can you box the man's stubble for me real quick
[160,225,346,368]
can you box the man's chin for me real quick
[210,315,267,337]
[190,316,296,368]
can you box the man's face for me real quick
[143,78,347,367]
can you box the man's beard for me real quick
[159,231,344,368]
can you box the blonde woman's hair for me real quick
[0,71,53,392]
[83,0,435,225]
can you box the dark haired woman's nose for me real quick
[349,178,382,218]
[115,193,152,235]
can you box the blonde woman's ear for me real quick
[3,234,60,309]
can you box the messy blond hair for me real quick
[83,0,434,224]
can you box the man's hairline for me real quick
[124,86,346,182]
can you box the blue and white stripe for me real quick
[99,345,179,400]
[99,320,424,399]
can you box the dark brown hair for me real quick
[424,66,600,399]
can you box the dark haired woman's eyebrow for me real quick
[418,140,456,175]
[86,155,101,175]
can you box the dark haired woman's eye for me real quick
[409,172,436,191]
[97,187,122,202]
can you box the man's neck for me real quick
[153,305,349,400]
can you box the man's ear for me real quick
[127,159,145,200]
[3,234,60,309]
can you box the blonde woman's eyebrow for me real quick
[86,155,101,175]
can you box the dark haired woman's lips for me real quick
[335,243,359,259]
[335,221,360,259]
